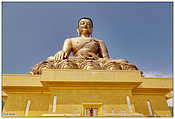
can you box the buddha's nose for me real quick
[82,25,88,28]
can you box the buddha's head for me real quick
[77,17,93,37]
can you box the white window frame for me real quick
[25,100,31,116]
[52,96,57,112]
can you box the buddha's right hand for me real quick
[54,50,68,61]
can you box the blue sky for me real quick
[2,2,173,77]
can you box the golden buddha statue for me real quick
[48,17,109,61]
[29,17,139,75]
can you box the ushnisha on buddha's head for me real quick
[77,17,93,37]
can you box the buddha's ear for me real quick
[90,27,93,35]
[77,27,80,36]
[91,28,94,33]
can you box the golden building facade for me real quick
[2,69,172,117]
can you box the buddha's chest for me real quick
[72,38,96,50]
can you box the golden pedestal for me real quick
[2,69,172,117]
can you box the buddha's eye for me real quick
[80,21,85,25]
[87,22,91,25]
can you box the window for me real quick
[126,96,132,113]
[52,96,57,112]
[25,100,31,116]
[147,100,153,116]
[2,101,5,110]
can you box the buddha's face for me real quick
[77,19,93,36]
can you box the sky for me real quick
[2,2,173,77]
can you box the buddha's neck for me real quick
[80,34,91,38]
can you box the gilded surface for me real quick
[29,18,139,75]
[2,70,173,117]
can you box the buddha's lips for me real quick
[80,27,88,30]
[82,28,88,31]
